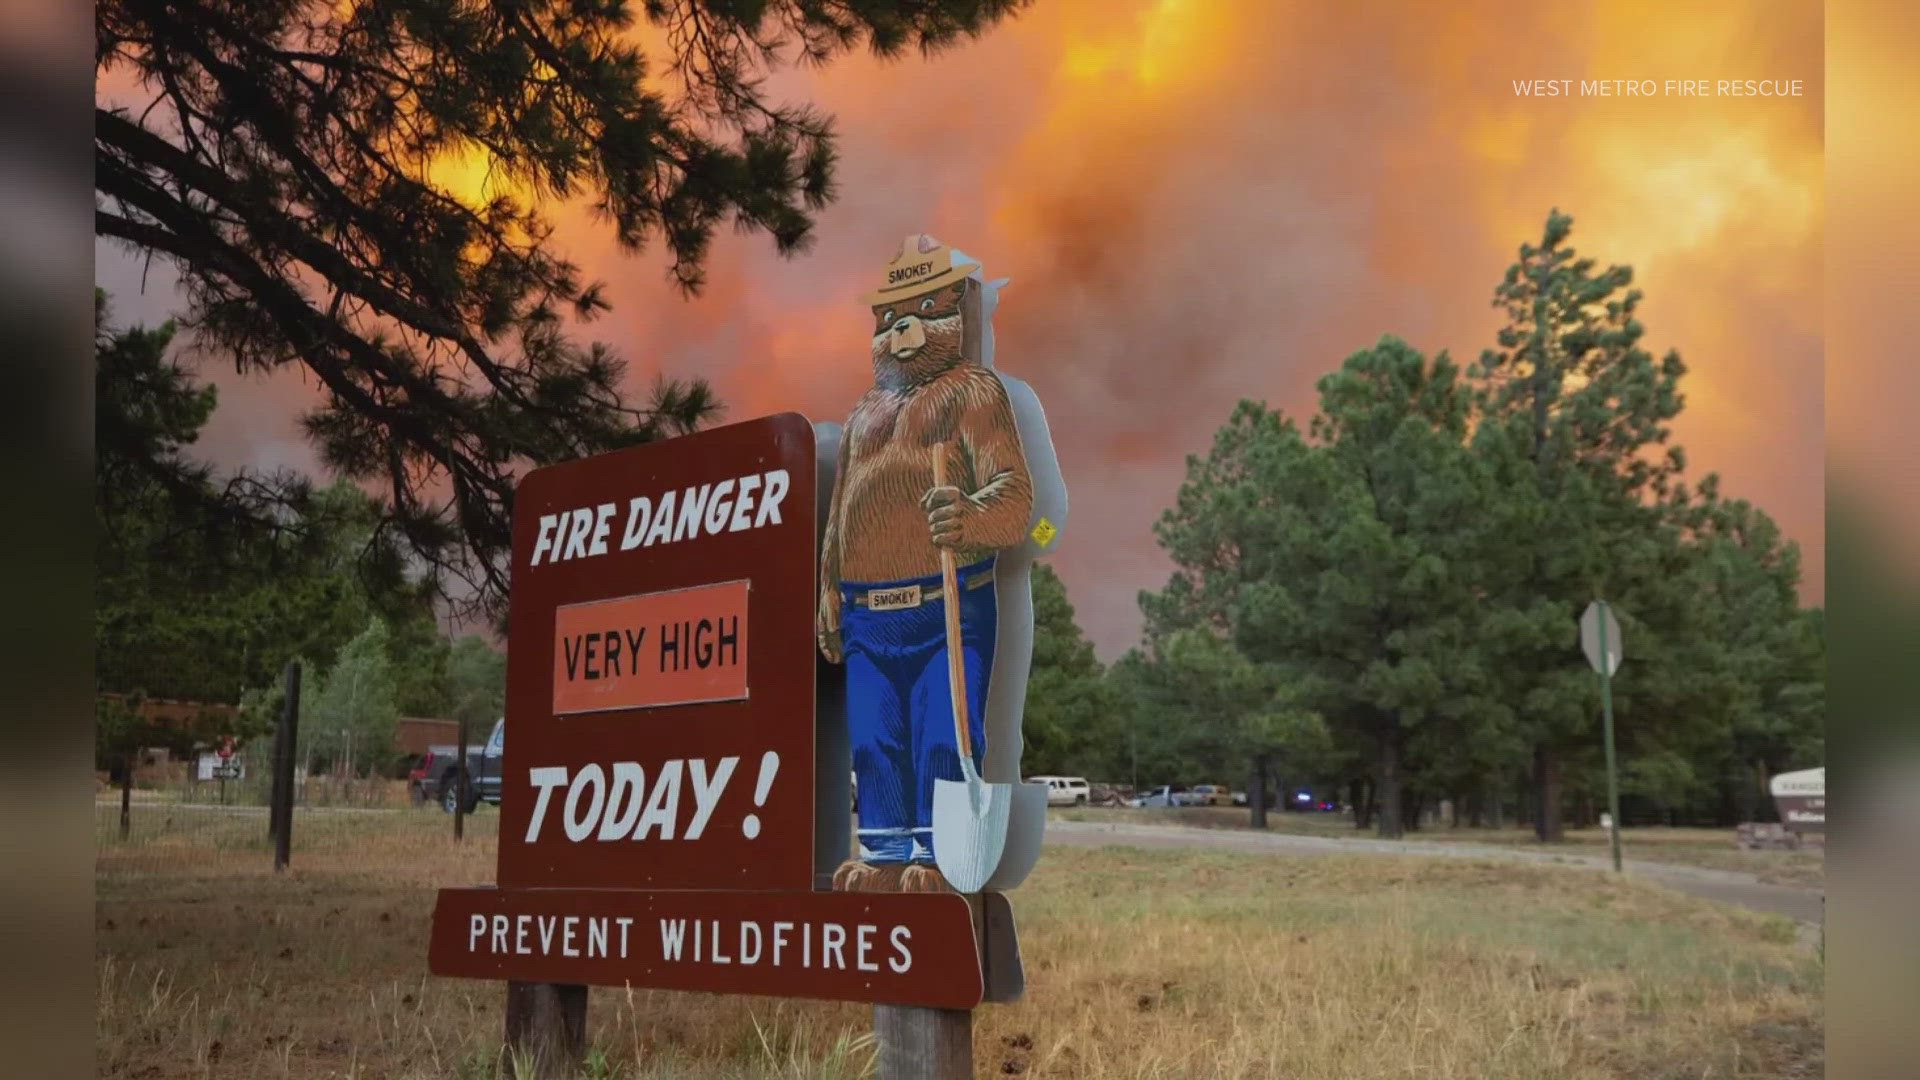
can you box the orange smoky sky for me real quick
[96,0,1824,659]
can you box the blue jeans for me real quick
[840,558,996,864]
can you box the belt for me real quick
[851,569,995,610]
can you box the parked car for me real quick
[1028,776,1091,806]
[422,718,505,813]
[404,752,435,800]
[1130,784,1189,808]
[412,748,454,804]
[1189,783,1234,807]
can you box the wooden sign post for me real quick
[428,413,997,1077]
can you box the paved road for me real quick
[1044,819,1826,926]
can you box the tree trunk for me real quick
[1377,739,1404,840]
[119,752,134,841]
[1737,760,1761,823]
[1248,756,1268,830]
[1532,743,1564,842]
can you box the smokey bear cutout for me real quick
[817,234,1066,894]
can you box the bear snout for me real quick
[888,316,928,357]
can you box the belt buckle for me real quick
[865,584,922,611]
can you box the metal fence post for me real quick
[455,718,468,841]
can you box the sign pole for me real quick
[1596,601,1622,873]
[874,1004,971,1079]
[504,981,586,1078]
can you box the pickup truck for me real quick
[416,718,505,813]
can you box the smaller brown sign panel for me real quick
[1776,795,1825,833]
[430,887,983,1010]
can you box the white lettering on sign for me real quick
[524,756,772,844]
[468,913,635,959]
[528,469,790,567]
[655,918,913,972]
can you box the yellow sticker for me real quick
[1030,516,1057,548]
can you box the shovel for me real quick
[929,443,1012,893]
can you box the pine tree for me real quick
[95,0,1026,616]
[1142,337,1495,836]
[1020,564,1118,777]
[1468,210,1690,840]
[96,293,362,711]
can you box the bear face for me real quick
[870,279,970,389]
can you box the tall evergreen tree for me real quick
[1020,564,1120,778]
[1468,210,1691,841]
[1668,489,1824,820]
[1143,337,1495,836]
[96,293,363,712]
[95,0,1026,616]
[96,293,451,773]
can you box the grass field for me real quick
[1056,807,1827,888]
[96,807,1822,1078]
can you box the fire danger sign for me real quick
[429,413,988,1008]
[495,414,818,892]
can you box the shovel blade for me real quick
[932,775,1012,893]
[983,781,1049,891]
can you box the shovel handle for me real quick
[932,443,972,760]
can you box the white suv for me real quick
[1028,775,1091,807]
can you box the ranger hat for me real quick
[863,233,981,306]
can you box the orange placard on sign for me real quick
[552,580,750,714]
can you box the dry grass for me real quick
[97,808,1822,1078]
[1057,807,1827,888]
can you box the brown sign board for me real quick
[496,414,819,893]
[430,887,983,1009]
[430,412,990,1006]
